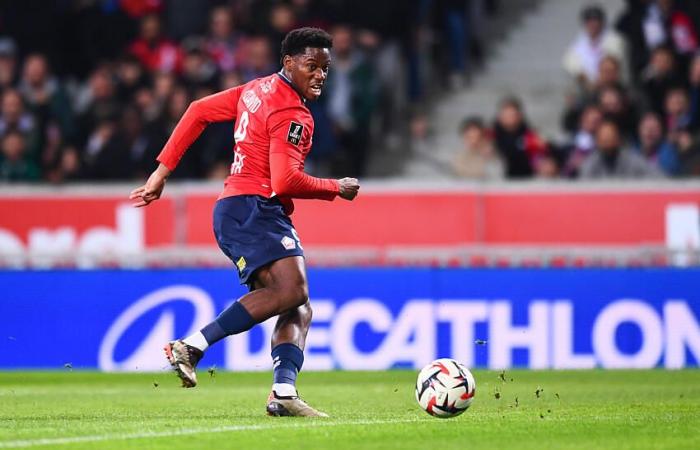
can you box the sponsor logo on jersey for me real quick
[287,121,304,145]
[236,256,247,271]
[230,150,246,174]
[281,236,296,250]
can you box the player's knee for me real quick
[287,283,309,309]
[298,301,312,325]
[272,281,308,312]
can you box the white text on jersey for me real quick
[242,90,261,113]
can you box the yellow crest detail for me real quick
[236,257,247,271]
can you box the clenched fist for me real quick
[338,177,360,201]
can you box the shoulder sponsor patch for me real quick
[287,121,304,145]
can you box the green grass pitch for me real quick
[1,370,699,449]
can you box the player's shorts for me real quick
[213,195,304,289]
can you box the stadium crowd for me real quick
[5,1,698,183]
[0,0,498,183]
[452,0,700,180]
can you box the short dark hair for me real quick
[499,96,523,112]
[280,27,333,62]
[460,116,485,133]
[581,4,605,23]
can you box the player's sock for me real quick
[182,331,209,352]
[272,382,297,397]
[271,343,304,391]
[199,301,256,347]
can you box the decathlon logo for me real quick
[98,285,215,371]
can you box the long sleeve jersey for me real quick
[156,72,340,214]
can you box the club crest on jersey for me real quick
[236,256,247,271]
[287,121,304,145]
[280,236,296,250]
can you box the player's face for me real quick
[287,48,331,101]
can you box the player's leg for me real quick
[269,300,312,395]
[254,259,326,417]
[265,302,328,417]
[166,257,308,387]
[253,259,313,398]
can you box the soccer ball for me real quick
[415,358,476,418]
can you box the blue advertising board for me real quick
[1,268,699,370]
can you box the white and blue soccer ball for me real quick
[415,358,476,418]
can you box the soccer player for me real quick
[129,27,360,417]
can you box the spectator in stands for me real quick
[220,70,244,90]
[616,0,699,83]
[133,85,159,125]
[633,111,681,175]
[205,6,241,73]
[0,130,39,181]
[0,38,18,96]
[181,37,220,92]
[80,116,132,180]
[118,104,166,179]
[268,2,299,61]
[597,84,638,138]
[687,53,700,129]
[325,25,378,177]
[596,55,626,89]
[580,120,663,178]
[408,112,431,157]
[131,71,177,129]
[615,0,648,83]
[237,36,276,82]
[115,54,150,101]
[641,45,682,114]
[437,0,471,89]
[653,0,698,68]
[54,145,82,182]
[664,87,692,132]
[564,104,603,177]
[563,5,626,90]
[674,130,700,175]
[453,116,504,180]
[534,154,561,179]
[18,54,74,144]
[0,89,40,161]
[561,55,626,134]
[74,66,123,147]
[128,14,184,74]
[493,97,547,178]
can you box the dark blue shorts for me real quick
[213,195,304,288]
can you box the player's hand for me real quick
[338,177,360,201]
[129,164,171,207]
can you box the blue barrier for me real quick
[1,268,699,370]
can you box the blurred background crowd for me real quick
[449,0,700,180]
[0,0,502,183]
[1,0,700,183]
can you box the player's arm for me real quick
[269,113,359,201]
[130,86,243,207]
[157,86,244,171]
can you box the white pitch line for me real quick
[0,418,423,448]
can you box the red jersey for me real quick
[157,73,340,214]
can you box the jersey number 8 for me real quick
[234,111,250,143]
